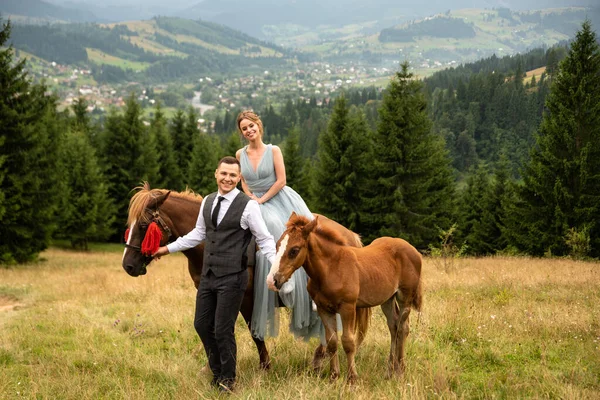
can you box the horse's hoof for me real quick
[260,360,271,370]
[385,368,393,380]
[329,372,339,382]
[346,375,358,386]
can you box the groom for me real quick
[153,156,276,392]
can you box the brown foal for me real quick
[271,212,423,384]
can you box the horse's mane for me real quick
[127,182,203,226]
[286,214,350,247]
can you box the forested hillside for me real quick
[0,0,98,23]
[7,16,293,84]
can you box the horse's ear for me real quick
[153,191,171,208]
[302,215,318,239]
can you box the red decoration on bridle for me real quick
[141,221,164,256]
[124,228,130,242]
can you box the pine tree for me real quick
[188,132,221,194]
[312,97,372,233]
[170,109,189,186]
[58,129,115,249]
[99,95,146,241]
[367,62,456,248]
[0,19,63,262]
[71,97,101,150]
[465,156,513,255]
[297,158,316,210]
[457,164,490,254]
[71,97,90,134]
[282,125,303,191]
[511,20,600,257]
[151,103,182,190]
[138,121,161,185]
[223,131,243,158]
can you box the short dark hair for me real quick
[217,156,240,169]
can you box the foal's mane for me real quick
[127,182,203,226]
[286,214,348,246]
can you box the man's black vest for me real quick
[202,192,252,277]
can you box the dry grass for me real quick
[1,249,599,399]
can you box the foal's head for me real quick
[271,212,318,291]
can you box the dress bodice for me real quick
[240,144,276,194]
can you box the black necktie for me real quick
[211,196,225,227]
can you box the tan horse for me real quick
[271,212,423,384]
[121,183,371,371]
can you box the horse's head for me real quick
[122,183,172,277]
[270,212,318,291]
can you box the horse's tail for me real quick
[412,249,424,312]
[354,307,372,349]
[412,278,423,312]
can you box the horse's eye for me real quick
[288,247,299,258]
[139,224,149,230]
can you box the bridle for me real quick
[124,208,173,253]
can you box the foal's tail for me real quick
[354,307,372,348]
[412,252,423,312]
[412,279,423,312]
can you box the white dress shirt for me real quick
[167,188,276,264]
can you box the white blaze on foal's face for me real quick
[267,234,289,290]
[122,220,136,261]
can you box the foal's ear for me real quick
[302,215,319,238]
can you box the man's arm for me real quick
[153,199,208,257]
[243,200,276,264]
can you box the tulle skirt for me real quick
[250,186,323,341]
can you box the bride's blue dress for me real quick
[240,144,322,341]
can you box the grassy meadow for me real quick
[1,248,599,399]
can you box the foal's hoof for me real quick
[329,372,340,382]
[346,375,358,386]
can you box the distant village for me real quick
[24,54,458,120]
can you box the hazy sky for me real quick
[47,0,596,9]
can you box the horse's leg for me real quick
[395,292,412,375]
[338,303,358,384]
[380,296,400,378]
[316,308,340,381]
[311,344,327,373]
[354,307,372,350]
[239,267,270,370]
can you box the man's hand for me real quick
[152,246,169,259]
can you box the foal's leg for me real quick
[317,308,340,381]
[395,292,412,375]
[311,344,327,373]
[380,296,400,377]
[338,303,358,384]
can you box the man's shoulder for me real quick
[205,192,218,202]
[233,191,251,204]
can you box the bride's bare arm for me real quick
[236,148,259,201]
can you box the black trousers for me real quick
[194,269,249,384]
